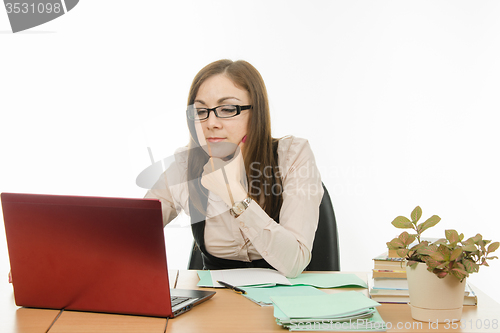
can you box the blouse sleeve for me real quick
[236,137,323,278]
[144,148,190,227]
[144,172,179,227]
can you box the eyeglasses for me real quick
[186,105,251,121]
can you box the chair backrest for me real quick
[188,237,204,270]
[304,184,340,271]
[188,183,340,271]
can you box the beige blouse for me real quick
[145,136,323,278]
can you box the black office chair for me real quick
[304,184,340,271]
[188,237,204,271]
[188,184,340,271]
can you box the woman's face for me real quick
[194,74,251,158]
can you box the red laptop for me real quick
[1,192,214,318]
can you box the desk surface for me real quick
[168,271,500,333]
[1,270,499,333]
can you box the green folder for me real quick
[271,291,379,319]
[197,270,213,286]
[241,285,325,306]
[288,273,367,289]
[279,310,387,331]
[271,291,387,331]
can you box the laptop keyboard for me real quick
[171,296,190,307]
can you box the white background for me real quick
[1,1,499,304]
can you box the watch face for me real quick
[231,198,250,217]
[234,202,245,214]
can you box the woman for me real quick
[146,59,323,278]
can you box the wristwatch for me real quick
[230,197,252,218]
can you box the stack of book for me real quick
[369,251,408,303]
[368,251,477,305]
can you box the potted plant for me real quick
[387,206,498,323]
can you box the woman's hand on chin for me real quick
[201,144,248,206]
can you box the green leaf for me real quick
[399,231,410,244]
[423,257,441,269]
[449,247,462,261]
[411,206,422,223]
[462,238,474,246]
[462,244,477,252]
[417,215,441,233]
[451,268,467,274]
[391,216,413,229]
[418,244,438,256]
[397,248,409,258]
[430,252,446,261]
[433,269,448,279]
[408,234,417,245]
[436,261,448,270]
[488,242,499,253]
[388,238,404,248]
[472,234,483,243]
[445,229,460,245]
[450,268,467,281]
[418,248,433,256]
[430,245,449,261]
[462,259,479,273]
[408,260,419,268]
[452,262,466,271]
[433,238,447,245]
[410,242,427,251]
[398,231,417,247]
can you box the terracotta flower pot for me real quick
[406,263,466,323]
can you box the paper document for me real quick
[210,268,291,287]
[288,273,367,289]
[197,269,367,289]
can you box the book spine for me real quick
[372,269,407,279]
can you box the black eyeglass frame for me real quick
[186,105,252,121]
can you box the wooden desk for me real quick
[0,273,60,333]
[168,271,500,333]
[2,270,499,332]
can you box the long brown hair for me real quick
[187,59,282,220]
